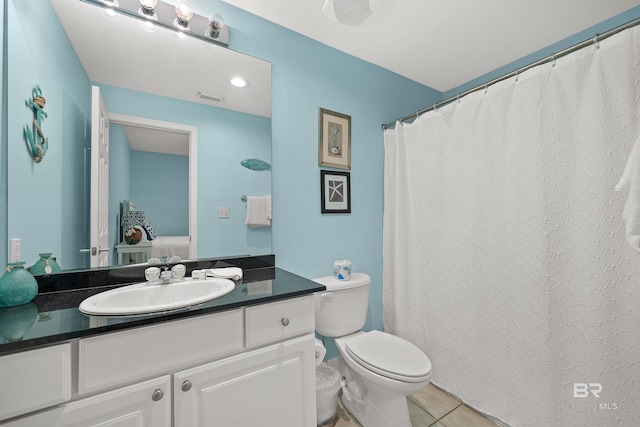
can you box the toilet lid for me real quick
[344,331,432,383]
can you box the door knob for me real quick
[79,246,110,255]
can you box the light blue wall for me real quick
[443,5,640,99]
[130,150,189,237]
[1,1,7,267]
[97,83,272,258]
[190,1,443,357]
[5,0,91,270]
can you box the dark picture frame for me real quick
[320,170,351,214]
[318,108,351,170]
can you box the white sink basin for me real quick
[79,278,236,316]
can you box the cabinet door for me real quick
[3,376,171,427]
[0,344,71,421]
[175,334,316,427]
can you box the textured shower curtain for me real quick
[383,27,640,427]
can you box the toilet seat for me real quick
[344,330,432,383]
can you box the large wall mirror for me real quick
[5,0,272,274]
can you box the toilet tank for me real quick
[313,273,371,338]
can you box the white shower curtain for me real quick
[383,27,640,427]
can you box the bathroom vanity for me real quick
[0,257,324,426]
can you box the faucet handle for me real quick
[172,264,186,281]
[145,267,161,283]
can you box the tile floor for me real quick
[320,383,498,427]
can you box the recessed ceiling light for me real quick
[230,77,247,88]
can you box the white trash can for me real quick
[316,363,342,425]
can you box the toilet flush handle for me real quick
[320,292,333,298]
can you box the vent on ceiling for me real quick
[198,92,224,102]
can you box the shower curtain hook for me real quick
[456,94,461,103]
[515,69,520,82]
[593,34,600,49]
[551,53,557,67]
[484,84,488,94]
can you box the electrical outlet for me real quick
[10,238,21,263]
[218,207,230,218]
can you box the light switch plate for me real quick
[10,238,21,263]
[218,207,230,218]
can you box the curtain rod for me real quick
[381,16,640,131]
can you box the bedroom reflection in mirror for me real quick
[116,200,190,265]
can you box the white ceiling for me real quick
[223,0,640,92]
[122,125,190,156]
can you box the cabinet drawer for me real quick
[245,296,314,348]
[79,309,243,395]
[0,344,71,421]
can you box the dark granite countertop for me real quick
[0,256,325,356]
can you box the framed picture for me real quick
[321,170,351,214]
[318,108,351,170]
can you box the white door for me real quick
[174,334,316,427]
[90,86,110,267]
[2,376,171,427]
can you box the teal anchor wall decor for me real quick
[24,85,48,163]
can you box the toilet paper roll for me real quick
[333,259,352,281]
[314,338,326,366]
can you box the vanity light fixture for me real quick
[84,0,229,46]
[174,0,193,30]
[230,77,247,88]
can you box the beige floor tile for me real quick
[438,405,498,427]
[408,398,438,426]
[320,395,362,427]
[409,384,461,420]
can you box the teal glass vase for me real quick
[0,262,39,308]
[0,303,38,342]
[30,253,62,275]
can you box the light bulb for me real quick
[139,0,157,10]
[208,13,225,38]
[175,0,193,28]
[138,0,158,18]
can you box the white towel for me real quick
[245,196,272,227]
[615,136,640,251]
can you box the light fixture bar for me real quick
[198,92,224,102]
[81,0,229,47]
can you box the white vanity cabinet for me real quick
[0,295,317,427]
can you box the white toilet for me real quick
[313,273,432,427]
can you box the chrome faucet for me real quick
[160,266,172,285]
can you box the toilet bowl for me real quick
[313,273,433,427]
